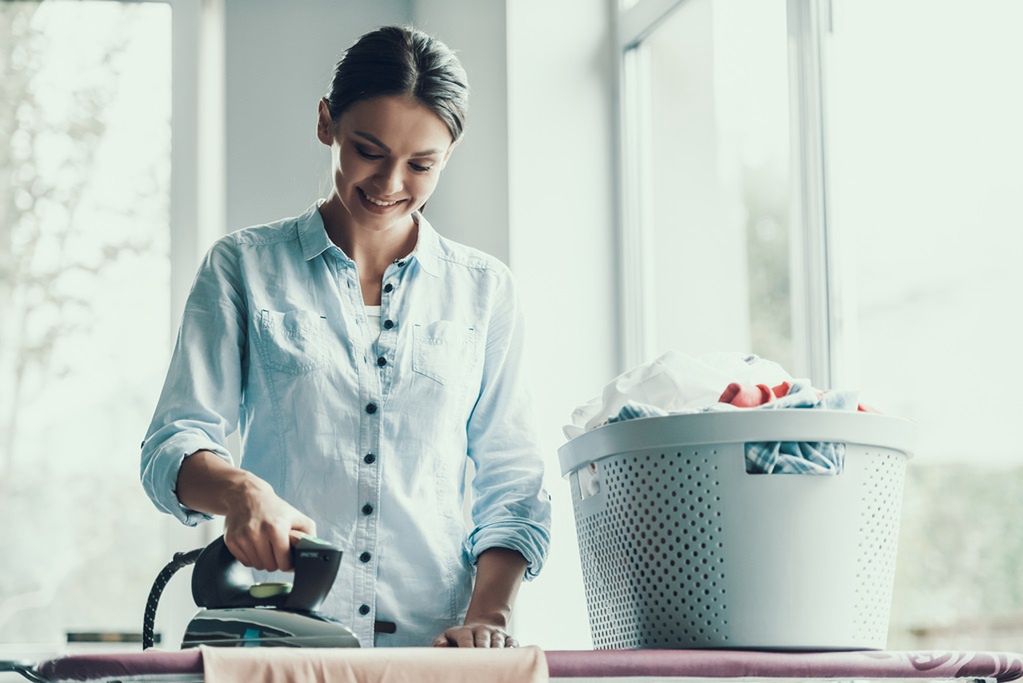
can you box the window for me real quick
[0,1,172,644]
[619,0,1023,647]
[619,0,797,370]
[823,0,1023,648]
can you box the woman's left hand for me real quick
[432,621,518,648]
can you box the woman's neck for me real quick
[318,193,418,275]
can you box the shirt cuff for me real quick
[462,519,551,581]
[141,432,233,526]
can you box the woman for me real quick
[140,26,551,649]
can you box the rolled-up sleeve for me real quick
[140,238,246,526]
[463,267,552,580]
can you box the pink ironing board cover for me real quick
[36,648,1023,681]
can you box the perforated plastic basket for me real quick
[558,410,916,650]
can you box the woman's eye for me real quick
[410,163,433,173]
[355,146,383,160]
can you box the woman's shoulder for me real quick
[202,208,317,264]
[433,233,513,281]
[222,213,306,250]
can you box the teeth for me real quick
[363,190,401,207]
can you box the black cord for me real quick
[142,548,203,650]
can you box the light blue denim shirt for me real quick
[140,203,551,647]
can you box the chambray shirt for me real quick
[140,203,552,647]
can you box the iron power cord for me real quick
[142,547,203,650]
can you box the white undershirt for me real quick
[365,305,382,343]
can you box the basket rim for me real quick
[558,409,917,477]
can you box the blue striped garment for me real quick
[603,379,856,475]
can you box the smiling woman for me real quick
[139,25,551,650]
[319,95,455,235]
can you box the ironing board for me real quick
[3,648,1022,682]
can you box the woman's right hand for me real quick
[175,450,317,573]
[222,477,317,573]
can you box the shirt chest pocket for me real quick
[254,309,329,375]
[412,321,476,386]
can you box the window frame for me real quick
[614,0,839,385]
[123,0,226,642]
[109,0,221,341]
[121,0,226,640]
[166,0,226,634]
[1,0,220,645]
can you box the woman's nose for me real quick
[374,164,405,196]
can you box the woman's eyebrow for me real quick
[354,131,441,157]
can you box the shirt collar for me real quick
[297,201,335,262]
[298,201,441,277]
[410,211,441,277]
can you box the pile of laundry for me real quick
[563,351,876,475]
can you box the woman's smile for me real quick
[357,186,408,214]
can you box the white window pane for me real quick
[643,0,795,367]
[825,0,1023,648]
[0,1,171,643]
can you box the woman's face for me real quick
[318,94,456,231]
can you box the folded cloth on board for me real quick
[200,644,549,683]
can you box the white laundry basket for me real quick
[558,410,916,651]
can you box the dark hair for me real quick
[324,26,469,142]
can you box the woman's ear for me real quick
[316,98,335,146]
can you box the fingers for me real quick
[224,498,318,571]
[453,628,475,648]
[223,534,252,568]
[473,629,492,649]
[246,529,278,571]
[431,626,517,648]
[293,514,317,538]
[271,527,293,572]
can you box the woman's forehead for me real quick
[341,95,452,154]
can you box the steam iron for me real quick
[143,534,360,649]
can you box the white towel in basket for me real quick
[600,379,860,474]
[564,351,791,439]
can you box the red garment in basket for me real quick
[718,381,791,407]
[718,381,878,413]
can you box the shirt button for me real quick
[376,356,387,367]
[362,503,374,515]
[383,283,393,293]
[395,260,406,267]
[359,551,372,563]
[383,319,395,330]
[365,403,377,414]
[359,604,370,616]
[364,453,376,464]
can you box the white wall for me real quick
[223,0,411,229]
[505,0,618,648]
[410,0,510,261]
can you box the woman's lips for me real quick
[358,187,407,214]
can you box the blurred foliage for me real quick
[0,2,171,643]
[742,161,794,373]
[889,462,1023,649]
